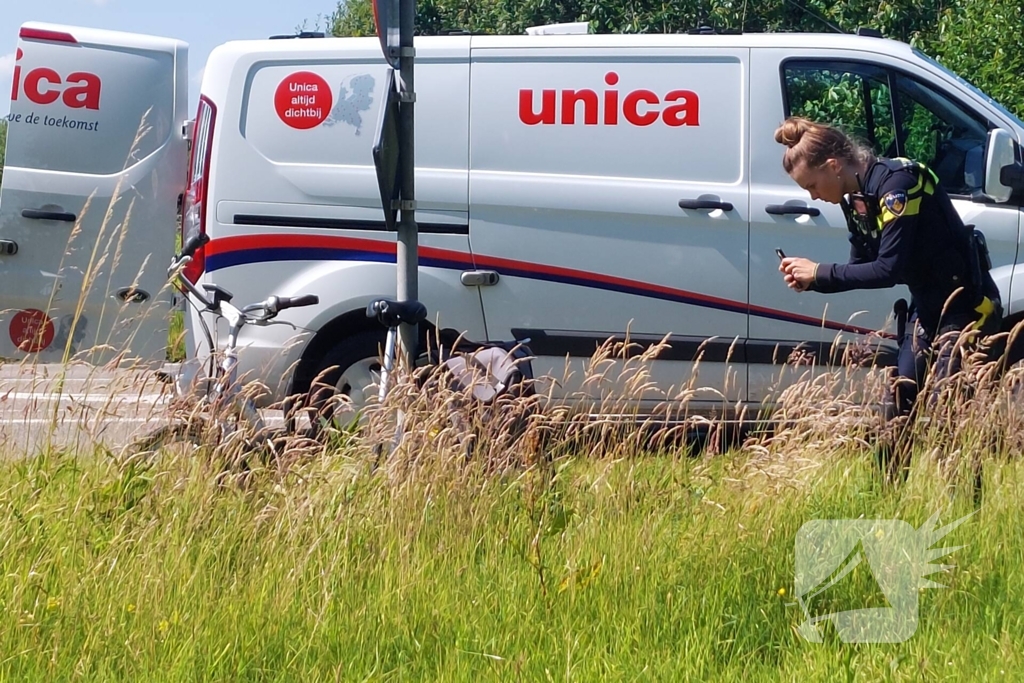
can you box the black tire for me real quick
[307,330,387,429]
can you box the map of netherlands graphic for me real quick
[324,74,376,135]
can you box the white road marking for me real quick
[0,392,168,403]
[0,418,159,425]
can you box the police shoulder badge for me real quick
[883,190,907,217]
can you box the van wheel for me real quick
[307,330,386,430]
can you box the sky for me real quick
[0,0,340,117]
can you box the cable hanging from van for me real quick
[781,0,845,35]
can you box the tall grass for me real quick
[2,331,1023,681]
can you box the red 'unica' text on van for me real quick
[10,48,102,110]
[519,73,699,126]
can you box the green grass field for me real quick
[1,435,1020,681]
[2,327,1022,680]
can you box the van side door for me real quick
[748,48,1019,402]
[469,42,750,414]
[0,23,188,364]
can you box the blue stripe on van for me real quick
[204,233,888,338]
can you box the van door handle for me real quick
[678,199,734,212]
[765,204,821,217]
[22,209,76,222]
[461,270,499,286]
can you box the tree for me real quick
[923,0,1024,116]
[328,0,1024,118]
[328,0,937,39]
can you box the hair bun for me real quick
[774,117,812,148]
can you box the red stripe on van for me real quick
[467,250,887,337]
[206,233,889,338]
[206,233,398,257]
[19,27,78,43]
[471,251,743,312]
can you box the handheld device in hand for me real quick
[776,248,786,261]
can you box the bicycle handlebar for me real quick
[247,294,320,318]
[276,294,320,311]
[170,250,319,325]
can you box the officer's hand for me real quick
[779,257,817,292]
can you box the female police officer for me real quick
[773,117,1001,472]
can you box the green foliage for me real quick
[328,0,1024,118]
[331,0,378,37]
[328,0,943,38]
[924,0,1024,116]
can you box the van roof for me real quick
[209,31,914,58]
[471,32,912,53]
[199,31,918,104]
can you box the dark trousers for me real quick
[880,303,1000,487]
[888,307,1000,420]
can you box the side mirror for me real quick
[983,128,1018,203]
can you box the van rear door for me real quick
[0,22,188,364]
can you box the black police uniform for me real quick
[808,157,1002,418]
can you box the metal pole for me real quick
[396,0,417,367]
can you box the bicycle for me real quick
[133,233,534,464]
[130,233,319,455]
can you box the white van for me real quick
[3,22,1024,417]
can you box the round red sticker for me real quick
[275,72,333,129]
[9,309,55,353]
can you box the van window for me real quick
[783,60,989,197]
[893,73,988,195]
[913,48,1024,132]
[783,61,895,156]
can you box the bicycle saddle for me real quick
[366,298,428,327]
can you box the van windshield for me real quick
[914,48,1024,131]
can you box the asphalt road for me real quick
[0,362,180,455]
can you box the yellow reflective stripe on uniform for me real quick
[906,173,925,195]
[878,196,922,227]
[972,296,996,330]
[874,159,938,229]
[915,162,939,192]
